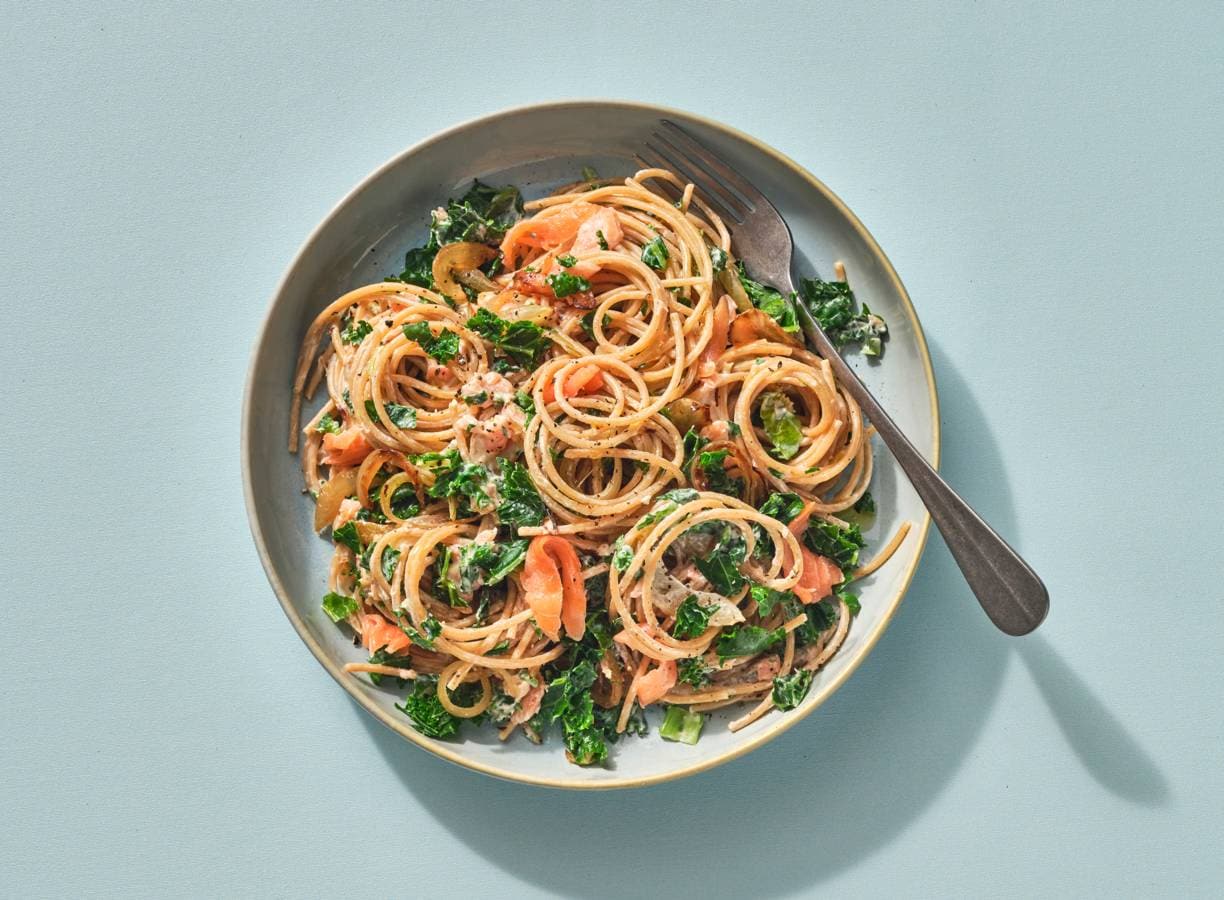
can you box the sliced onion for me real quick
[454,268,498,294]
[730,309,800,347]
[432,243,497,302]
[717,259,752,312]
[314,468,358,531]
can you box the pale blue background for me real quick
[3,2,1221,897]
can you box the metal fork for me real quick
[638,120,1048,636]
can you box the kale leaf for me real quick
[694,523,748,595]
[798,278,886,356]
[402,321,460,363]
[397,676,460,738]
[737,262,798,332]
[772,669,814,710]
[672,595,716,639]
[465,307,549,368]
[496,460,546,528]
[696,449,744,498]
[716,625,785,661]
[546,271,590,297]
[641,236,670,271]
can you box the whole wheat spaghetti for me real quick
[291,168,908,765]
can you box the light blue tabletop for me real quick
[3,3,1221,897]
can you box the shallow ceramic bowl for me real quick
[243,100,939,789]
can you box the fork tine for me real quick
[632,152,685,204]
[657,120,766,212]
[636,147,742,224]
[642,141,747,224]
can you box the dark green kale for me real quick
[709,246,729,274]
[749,583,797,617]
[716,625,785,661]
[636,488,699,530]
[672,595,716,639]
[364,399,417,429]
[402,321,460,363]
[331,521,361,554]
[457,539,528,592]
[540,659,607,766]
[397,675,460,738]
[465,307,550,368]
[681,428,710,479]
[392,181,523,286]
[696,449,745,498]
[315,413,342,434]
[753,491,805,559]
[546,271,591,298]
[389,483,420,519]
[798,278,886,356]
[641,236,670,271]
[341,318,373,345]
[677,657,713,688]
[804,520,865,571]
[365,648,415,686]
[737,262,798,332]
[694,523,748,595]
[772,669,815,710]
[410,449,491,517]
[380,546,401,582]
[395,611,442,649]
[495,460,546,529]
[433,545,465,608]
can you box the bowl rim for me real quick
[242,98,941,790]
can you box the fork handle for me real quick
[795,303,1048,635]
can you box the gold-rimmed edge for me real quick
[241,98,941,791]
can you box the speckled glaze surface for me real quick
[242,100,939,788]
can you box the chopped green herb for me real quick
[641,236,670,270]
[581,165,600,182]
[557,254,577,267]
[316,413,342,434]
[341,319,373,345]
[321,591,357,623]
[709,247,728,274]
[677,657,712,688]
[595,229,609,251]
[332,520,361,554]
[379,546,401,583]
[545,271,591,298]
